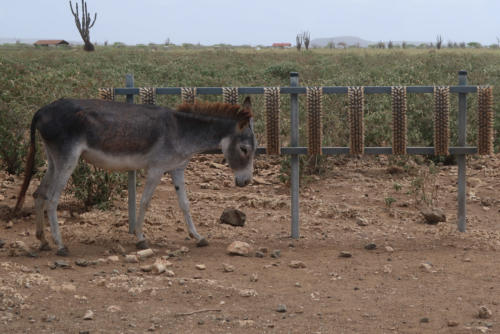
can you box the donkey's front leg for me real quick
[170,168,208,247]
[134,168,163,249]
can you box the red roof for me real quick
[272,43,292,47]
[34,40,69,46]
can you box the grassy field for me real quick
[1,46,499,173]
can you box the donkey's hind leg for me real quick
[134,168,163,249]
[170,168,208,247]
[34,146,55,251]
[45,151,81,256]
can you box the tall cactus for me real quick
[69,0,97,51]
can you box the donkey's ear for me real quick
[242,96,252,109]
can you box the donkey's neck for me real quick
[173,112,237,155]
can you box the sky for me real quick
[1,0,499,46]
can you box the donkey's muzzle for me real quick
[235,177,251,187]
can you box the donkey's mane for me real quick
[177,102,252,121]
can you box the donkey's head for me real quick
[221,97,257,187]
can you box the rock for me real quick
[276,304,287,313]
[289,260,306,269]
[420,208,446,225]
[107,305,122,313]
[152,263,166,275]
[227,241,252,256]
[270,249,281,258]
[83,310,94,320]
[339,251,352,258]
[55,260,71,268]
[61,283,76,293]
[220,208,246,227]
[385,246,394,253]
[107,255,120,262]
[478,306,492,319]
[383,264,392,273]
[364,243,377,250]
[9,240,32,257]
[250,273,258,282]
[356,217,369,226]
[0,239,5,248]
[113,244,126,255]
[447,320,459,327]
[137,248,154,259]
[238,319,255,327]
[6,221,13,229]
[125,255,139,263]
[239,289,257,297]
[75,259,89,267]
[140,265,153,272]
[419,263,433,273]
[195,264,206,270]
[255,251,265,258]
[419,317,429,323]
[165,270,175,277]
[222,263,235,272]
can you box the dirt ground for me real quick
[0,154,499,334]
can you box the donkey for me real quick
[15,97,256,256]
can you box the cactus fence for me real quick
[101,71,493,239]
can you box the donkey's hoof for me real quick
[136,240,149,250]
[39,243,51,251]
[56,247,69,257]
[196,238,209,247]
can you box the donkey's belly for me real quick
[81,148,148,171]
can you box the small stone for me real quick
[339,251,352,258]
[227,241,252,256]
[125,254,139,263]
[239,289,257,297]
[356,217,369,226]
[75,259,89,267]
[140,265,153,272]
[55,260,71,268]
[478,306,492,319]
[137,248,154,259]
[420,208,446,224]
[220,208,246,227]
[385,246,394,253]
[107,255,119,262]
[383,264,392,273]
[165,270,175,277]
[152,263,166,275]
[223,263,235,272]
[419,263,433,273]
[294,282,301,287]
[364,243,377,250]
[289,260,306,269]
[250,273,258,282]
[83,310,94,320]
[447,320,459,327]
[195,264,206,270]
[255,251,265,258]
[113,244,126,255]
[107,305,122,313]
[6,221,13,229]
[238,319,255,327]
[420,317,429,323]
[276,304,287,313]
[270,250,281,258]
[61,283,76,293]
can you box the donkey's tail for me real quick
[14,113,38,212]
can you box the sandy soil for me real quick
[0,154,499,333]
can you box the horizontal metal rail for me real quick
[114,85,479,96]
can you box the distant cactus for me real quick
[69,0,97,51]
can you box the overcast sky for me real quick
[1,0,499,45]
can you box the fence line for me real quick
[106,71,484,238]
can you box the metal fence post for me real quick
[457,70,467,232]
[290,72,300,239]
[125,74,137,234]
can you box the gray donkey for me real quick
[15,97,256,256]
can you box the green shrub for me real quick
[68,160,128,210]
[0,103,29,175]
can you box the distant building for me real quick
[272,42,292,48]
[34,40,70,47]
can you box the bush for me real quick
[68,160,129,210]
[264,62,298,79]
[0,102,30,175]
